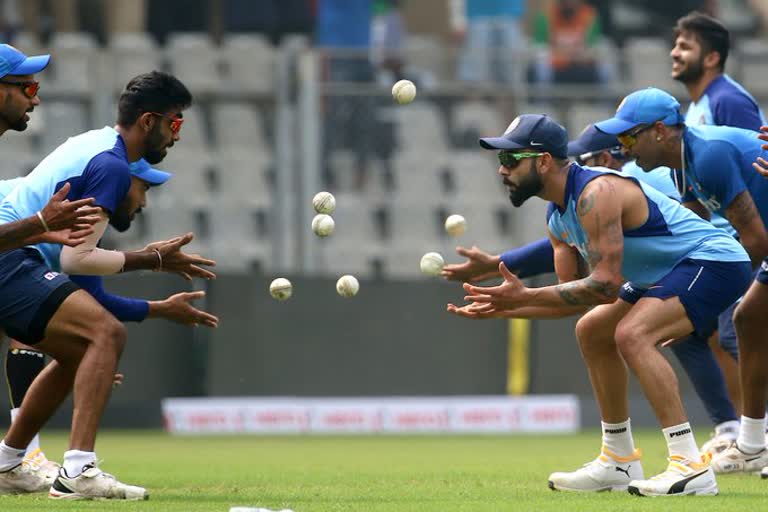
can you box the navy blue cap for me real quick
[595,88,685,135]
[479,114,569,159]
[129,159,172,186]
[0,44,50,79]
[567,124,622,157]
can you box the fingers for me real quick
[50,182,71,201]
[499,261,516,280]
[159,232,194,254]
[455,246,471,257]
[66,199,98,212]
[68,225,96,238]
[184,265,216,280]
[183,254,216,267]
[754,159,768,178]
[179,290,206,301]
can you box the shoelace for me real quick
[82,460,118,482]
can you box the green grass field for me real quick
[1,429,766,511]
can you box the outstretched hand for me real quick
[462,262,529,309]
[148,233,216,280]
[152,290,219,327]
[754,126,768,178]
[441,245,502,282]
[446,301,506,319]
[39,182,102,232]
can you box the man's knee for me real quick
[613,321,649,362]
[733,299,760,338]
[90,314,126,356]
[575,312,613,359]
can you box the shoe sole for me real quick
[49,490,149,501]
[548,480,628,492]
[627,484,719,497]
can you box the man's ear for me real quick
[138,112,155,132]
[703,50,721,71]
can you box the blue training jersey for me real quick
[684,74,765,236]
[679,125,768,231]
[0,126,132,271]
[685,74,766,131]
[548,164,748,289]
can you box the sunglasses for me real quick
[498,151,544,169]
[0,80,40,99]
[149,111,184,135]
[617,118,665,148]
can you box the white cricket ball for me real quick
[336,274,360,298]
[312,191,336,214]
[312,213,335,237]
[392,79,416,105]
[420,252,444,276]
[269,278,292,301]
[444,214,467,237]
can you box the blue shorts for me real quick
[757,258,768,285]
[619,258,752,338]
[0,248,79,345]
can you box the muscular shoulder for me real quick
[575,175,626,217]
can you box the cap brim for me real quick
[594,117,639,135]
[132,167,172,186]
[479,137,529,150]
[11,54,51,76]
[567,140,589,157]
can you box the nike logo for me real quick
[746,455,764,462]
[667,469,708,494]
[529,141,544,146]
[615,466,631,478]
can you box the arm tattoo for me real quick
[727,191,758,229]
[556,276,621,305]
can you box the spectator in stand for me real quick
[530,0,606,85]
[452,0,527,84]
[371,0,406,84]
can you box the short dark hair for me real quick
[117,71,193,127]
[674,11,730,71]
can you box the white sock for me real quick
[9,408,40,456]
[662,422,700,461]
[0,440,26,472]
[737,415,767,454]
[714,419,740,439]
[601,419,636,457]
[63,450,96,477]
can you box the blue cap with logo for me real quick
[567,124,622,157]
[129,159,172,186]
[479,114,569,158]
[0,44,50,79]
[595,87,685,135]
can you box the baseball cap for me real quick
[567,124,622,157]
[0,44,50,79]
[479,114,569,159]
[129,159,172,186]
[595,88,685,135]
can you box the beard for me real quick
[109,212,132,232]
[672,56,705,84]
[144,124,168,164]
[505,161,543,207]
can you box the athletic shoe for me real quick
[0,460,55,494]
[711,444,768,474]
[760,466,768,479]
[548,447,643,492]
[24,448,61,482]
[701,430,737,456]
[628,453,717,497]
[49,463,148,500]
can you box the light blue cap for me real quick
[595,88,685,135]
[0,44,50,78]
[129,159,172,185]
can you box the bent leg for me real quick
[733,280,768,419]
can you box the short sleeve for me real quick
[693,141,748,210]
[712,94,763,131]
[80,152,132,214]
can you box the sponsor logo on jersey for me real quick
[44,271,59,281]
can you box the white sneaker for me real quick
[711,444,768,474]
[761,466,768,479]
[548,447,643,492]
[0,460,55,494]
[628,453,718,497]
[24,448,61,483]
[49,463,148,500]
[701,430,737,456]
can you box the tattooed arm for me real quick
[725,190,768,266]
[460,177,624,313]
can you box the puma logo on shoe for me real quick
[615,466,631,478]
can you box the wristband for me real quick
[36,211,50,232]
[153,248,162,271]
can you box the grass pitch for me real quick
[1,429,765,511]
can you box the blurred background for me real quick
[0,0,765,431]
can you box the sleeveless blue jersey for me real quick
[548,164,749,288]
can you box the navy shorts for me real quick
[619,258,752,338]
[0,248,79,345]
[757,258,768,285]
